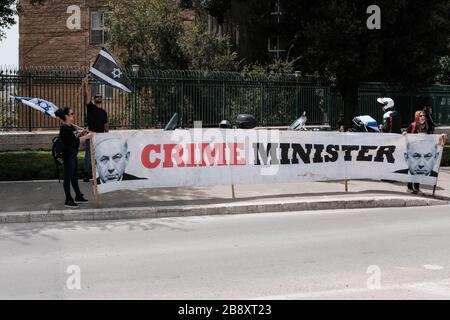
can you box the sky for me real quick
[0,16,19,67]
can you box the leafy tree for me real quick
[0,0,43,40]
[283,0,450,128]
[107,0,188,69]
[181,25,239,71]
[436,55,450,84]
[204,0,450,128]
[108,0,239,71]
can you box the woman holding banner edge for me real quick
[56,108,94,208]
[404,110,429,194]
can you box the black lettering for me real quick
[292,143,313,164]
[356,145,378,161]
[253,143,279,165]
[280,143,291,165]
[341,145,360,161]
[312,144,325,163]
[374,145,396,163]
[324,145,339,162]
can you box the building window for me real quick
[90,83,113,100]
[90,11,111,45]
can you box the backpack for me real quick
[51,136,64,182]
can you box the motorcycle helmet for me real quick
[377,97,395,112]
[219,120,231,129]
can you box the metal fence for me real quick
[1,67,450,131]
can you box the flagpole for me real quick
[89,137,100,208]
[433,134,448,197]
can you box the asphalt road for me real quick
[1,205,450,300]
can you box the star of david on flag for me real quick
[89,48,133,93]
[11,96,60,118]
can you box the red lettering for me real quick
[185,143,197,167]
[200,143,227,166]
[163,144,186,168]
[229,143,246,165]
[141,144,161,169]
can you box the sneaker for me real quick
[75,195,89,204]
[65,199,80,209]
[407,188,417,194]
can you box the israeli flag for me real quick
[11,96,59,118]
[89,48,133,93]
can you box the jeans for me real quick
[84,140,91,178]
[63,148,82,201]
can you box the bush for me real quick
[0,151,86,181]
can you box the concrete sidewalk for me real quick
[1,168,449,224]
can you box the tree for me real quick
[0,0,44,40]
[107,0,188,69]
[205,0,450,128]
[107,0,239,71]
[436,55,450,84]
[181,25,239,71]
[282,0,450,128]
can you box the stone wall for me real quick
[0,131,57,151]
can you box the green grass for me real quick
[0,147,449,181]
[0,151,87,181]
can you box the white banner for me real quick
[92,129,444,194]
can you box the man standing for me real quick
[378,97,402,134]
[83,77,109,182]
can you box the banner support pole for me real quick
[344,180,348,192]
[433,134,447,198]
[89,137,100,208]
[231,184,236,199]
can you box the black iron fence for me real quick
[1,67,450,131]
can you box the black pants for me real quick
[63,148,82,201]
[408,182,420,190]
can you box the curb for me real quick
[0,196,448,225]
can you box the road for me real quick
[1,205,450,300]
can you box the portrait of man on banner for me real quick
[394,138,440,177]
[94,134,146,184]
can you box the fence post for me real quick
[133,76,138,129]
[27,72,32,132]
[222,80,226,121]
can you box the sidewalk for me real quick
[1,168,449,224]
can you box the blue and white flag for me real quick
[11,96,59,118]
[89,48,133,93]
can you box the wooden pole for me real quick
[433,134,447,197]
[344,180,348,192]
[231,184,236,199]
[89,137,100,208]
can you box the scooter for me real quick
[350,115,380,133]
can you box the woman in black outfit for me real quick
[55,108,94,208]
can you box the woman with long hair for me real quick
[405,110,429,193]
[55,108,94,208]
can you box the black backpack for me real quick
[52,136,65,182]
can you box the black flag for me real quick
[89,48,133,93]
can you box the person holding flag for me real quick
[82,76,109,182]
[55,108,94,208]
[82,48,132,182]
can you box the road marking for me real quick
[412,284,450,298]
[424,264,444,270]
[252,278,450,299]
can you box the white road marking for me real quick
[424,264,444,270]
[253,278,450,299]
